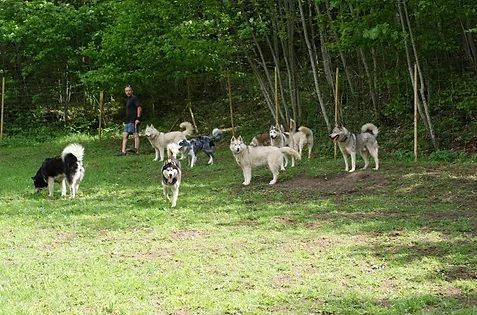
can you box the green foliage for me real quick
[429,149,461,162]
[391,149,414,162]
[1,0,477,154]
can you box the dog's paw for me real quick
[269,180,277,185]
[348,169,355,173]
[242,182,250,186]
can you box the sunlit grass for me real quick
[0,137,476,314]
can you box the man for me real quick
[119,85,142,155]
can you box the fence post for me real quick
[99,91,104,141]
[227,72,235,137]
[1,75,4,142]
[334,67,339,159]
[414,64,418,162]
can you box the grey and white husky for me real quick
[177,128,223,167]
[145,122,194,162]
[329,123,379,172]
[230,136,301,185]
[161,158,181,208]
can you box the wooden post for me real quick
[414,64,418,162]
[334,67,339,159]
[227,72,235,137]
[0,76,4,142]
[274,66,279,126]
[187,77,198,133]
[98,91,104,141]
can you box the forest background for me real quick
[1,0,476,157]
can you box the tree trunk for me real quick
[348,3,378,119]
[309,0,334,93]
[402,0,438,149]
[298,0,331,131]
[322,1,355,95]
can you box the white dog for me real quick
[230,136,300,185]
[289,119,314,159]
[145,122,194,161]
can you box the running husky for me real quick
[145,122,194,161]
[177,128,223,167]
[161,145,182,207]
[289,119,314,159]
[329,123,379,172]
[230,136,300,185]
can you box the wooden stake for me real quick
[187,78,198,133]
[334,67,339,159]
[274,66,279,126]
[98,91,104,141]
[414,63,418,162]
[227,72,235,136]
[0,76,4,142]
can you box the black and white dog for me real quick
[177,128,223,168]
[32,143,85,198]
[161,158,181,207]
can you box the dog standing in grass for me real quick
[145,122,194,162]
[289,119,314,159]
[177,128,223,167]
[161,144,181,207]
[330,123,379,172]
[230,136,300,185]
[32,143,85,198]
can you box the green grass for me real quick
[0,135,476,314]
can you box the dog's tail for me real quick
[167,143,180,159]
[210,128,223,141]
[298,126,314,144]
[361,123,379,136]
[279,147,301,160]
[61,143,84,162]
[289,118,296,132]
[179,122,194,136]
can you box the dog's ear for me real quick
[238,135,243,142]
[230,136,235,142]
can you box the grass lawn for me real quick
[0,135,476,314]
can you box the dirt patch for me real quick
[444,265,477,281]
[275,171,389,195]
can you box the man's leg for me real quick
[121,132,129,153]
[134,132,140,153]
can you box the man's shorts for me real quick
[124,122,138,135]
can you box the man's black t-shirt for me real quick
[126,95,141,123]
